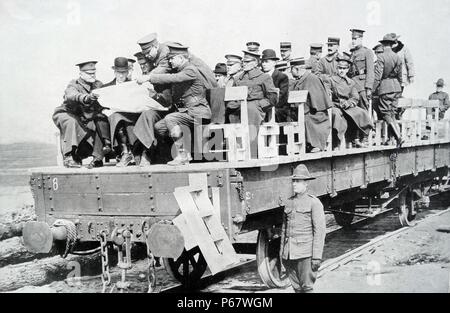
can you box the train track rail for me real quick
[161,195,449,293]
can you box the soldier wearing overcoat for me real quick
[52,60,111,168]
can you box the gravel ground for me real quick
[313,209,450,293]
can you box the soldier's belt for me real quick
[180,95,204,106]
[386,74,399,79]
[354,69,366,75]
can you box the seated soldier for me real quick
[226,50,278,158]
[275,61,289,73]
[105,57,140,167]
[289,58,332,153]
[139,44,211,166]
[329,54,373,149]
[224,54,243,88]
[52,60,111,168]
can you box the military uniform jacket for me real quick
[350,46,375,92]
[290,72,332,114]
[307,56,320,73]
[149,62,211,120]
[224,73,240,88]
[282,193,326,260]
[373,48,403,96]
[393,41,415,86]
[148,44,171,74]
[234,67,278,112]
[429,91,450,118]
[271,69,289,114]
[55,78,104,118]
[330,75,359,108]
[316,53,341,77]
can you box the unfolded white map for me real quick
[95,81,168,116]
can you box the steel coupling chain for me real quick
[98,231,111,293]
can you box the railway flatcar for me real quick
[23,87,450,291]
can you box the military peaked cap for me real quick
[327,37,340,45]
[280,42,292,50]
[350,29,365,38]
[76,61,97,72]
[137,33,158,50]
[242,50,261,61]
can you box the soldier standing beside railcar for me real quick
[282,164,326,293]
[428,78,450,119]
[373,34,403,147]
[52,61,111,169]
[349,29,374,112]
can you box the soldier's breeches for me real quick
[52,112,89,156]
[283,257,317,293]
[358,91,370,111]
[154,112,202,153]
[375,92,401,121]
[94,113,111,142]
[134,109,167,149]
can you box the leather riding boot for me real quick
[167,139,192,166]
[387,119,403,148]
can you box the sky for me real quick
[0,0,449,144]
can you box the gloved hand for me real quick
[226,101,240,110]
[366,88,372,100]
[339,100,349,110]
[137,75,150,85]
[85,93,99,104]
[311,259,322,272]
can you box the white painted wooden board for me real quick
[173,186,239,275]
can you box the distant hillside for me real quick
[0,142,58,170]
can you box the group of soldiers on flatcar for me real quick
[50,30,450,294]
[53,29,448,169]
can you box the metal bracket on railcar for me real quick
[389,151,398,186]
[111,227,133,293]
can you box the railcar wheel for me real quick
[398,191,416,227]
[256,228,290,289]
[333,203,356,228]
[162,246,207,287]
